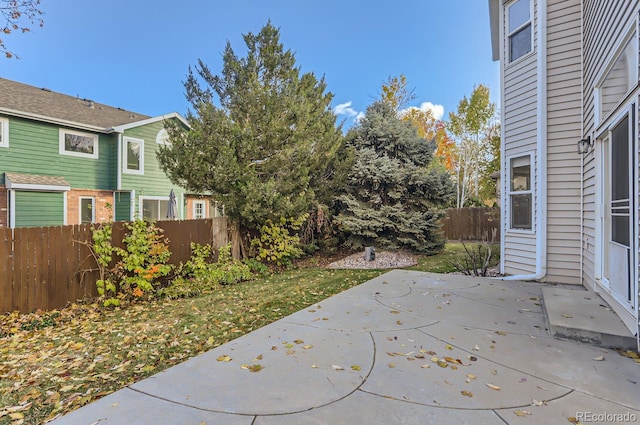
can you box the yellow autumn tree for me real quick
[379,74,457,173]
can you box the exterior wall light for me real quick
[577,136,592,154]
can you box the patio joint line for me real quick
[127,332,379,418]
[357,388,573,411]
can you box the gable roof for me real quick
[0,78,152,132]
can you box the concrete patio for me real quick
[50,270,640,424]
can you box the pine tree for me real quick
[334,102,454,254]
[157,22,343,255]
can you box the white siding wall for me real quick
[545,0,583,284]
[502,0,538,275]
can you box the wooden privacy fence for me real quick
[441,208,500,242]
[0,218,228,314]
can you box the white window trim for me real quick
[156,128,170,145]
[193,200,206,219]
[123,136,144,175]
[506,0,534,65]
[593,22,638,127]
[79,196,95,224]
[506,153,535,233]
[59,128,99,159]
[139,196,169,220]
[0,117,9,148]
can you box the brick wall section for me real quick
[67,189,114,224]
[0,187,7,227]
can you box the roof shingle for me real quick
[0,78,151,131]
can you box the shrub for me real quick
[112,219,173,299]
[250,215,307,267]
[90,219,173,306]
[160,243,253,299]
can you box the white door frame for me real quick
[594,104,638,332]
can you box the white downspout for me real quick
[117,133,122,191]
[8,188,14,228]
[502,0,548,281]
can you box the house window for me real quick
[156,128,170,145]
[509,155,533,230]
[141,198,169,221]
[193,200,206,219]
[507,0,532,62]
[123,137,144,174]
[0,117,8,147]
[597,33,638,122]
[80,197,95,224]
[60,129,98,159]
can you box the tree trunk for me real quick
[230,221,242,260]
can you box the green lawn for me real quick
[0,243,498,424]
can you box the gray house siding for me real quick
[545,0,582,284]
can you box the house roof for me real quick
[0,78,152,132]
[5,172,70,191]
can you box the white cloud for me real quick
[334,101,359,118]
[401,101,445,121]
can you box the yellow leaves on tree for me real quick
[380,74,458,173]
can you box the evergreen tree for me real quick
[157,22,343,255]
[334,102,454,254]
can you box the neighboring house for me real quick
[489,0,639,345]
[0,78,216,227]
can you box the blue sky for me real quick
[2,0,499,128]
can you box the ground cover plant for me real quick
[0,243,494,424]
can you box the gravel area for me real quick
[326,250,417,269]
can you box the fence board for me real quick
[441,208,501,242]
[0,228,12,312]
[1,218,228,313]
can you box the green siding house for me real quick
[0,78,213,227]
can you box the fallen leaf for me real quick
[531,399,546,406]
[562,314,573,318]
[241,364,262,372]
[252,354,263,361]
[443,356,463,365]
[430,356,439,363]
[388,363,396,368]
[302,344,313,350]
[216,355,232,362]
[351,365,361,371]
[473,345,480,351]
[437,360,448,368]
[331,365,344,371]
[514,410,532,417]
[486,383,500,391]
[421,364,430,369]
[460,390,473,397]
[467,373,476,380]
[621,350,640,359]
[293,339,304,344]
[495,331,507,336]
[592,355,604,361]
[445,344,453,350]
[390,310,400,314]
